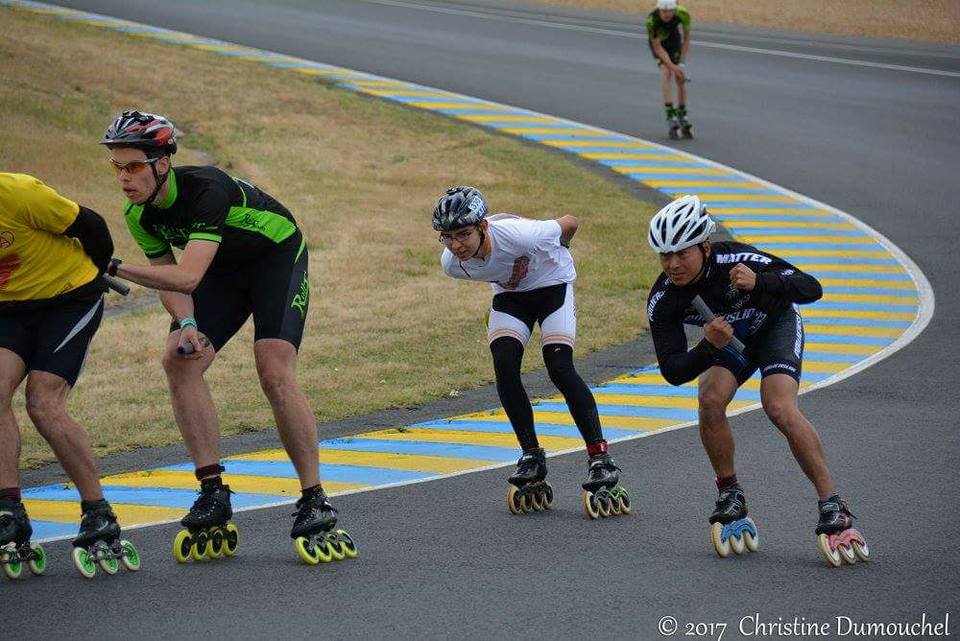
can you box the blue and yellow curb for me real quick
[2,0,934,542]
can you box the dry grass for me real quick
[533,0,960,44]
[0,8,662,468]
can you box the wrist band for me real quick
[179,317,198,330]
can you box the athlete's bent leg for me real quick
[542,344,603,444]
[24,371,104,501]
[254,338,319,490]
[161,331,221,473]
[490,337,538,450]
[676,72,687,106]
[0,349,27,490]
[660,64,674,105]
[698,366,740,478]
[761,374,835,497]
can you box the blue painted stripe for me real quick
[714,214,846,223]
[534,403,696,420]
[624,173,743,180]
[660,187,782,195]
[823,286,919,297]
[556,146,662,153]
[520,133,633,142]
[380,95,481,104]
[28,521,77,540]
[810,301,918,311]
[808,271,911,281]
[594,383,762,402]
[416,419,637,441]
[320,438,517,460]
[801,317,911,328]
[732,228,868,237]
[804,352,867,363]
[435,108,535,116]
[785,256,899,265]
[806,334,893,346]
[700,202,814,209]
[24,485,285,508]
[162,460,429,485]
[756,242,887,251]
[612,160,713,168]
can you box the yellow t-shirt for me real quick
[0,173,98,304]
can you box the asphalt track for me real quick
[5,1,960,639]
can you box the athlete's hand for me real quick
[729,263,757,291]
[178,327,208,360]
[704,316,734,350]
[672,64,686,80]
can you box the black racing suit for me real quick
[646,241,823,386]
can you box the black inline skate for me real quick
[815,495,869,567]
[581,453,630,519]
[668,113,682,140]
[506,447,553,514]
[708,485,758,558]
[72,499,141,578]
[0,500,46,580]
[173,479,237,563]
[678,113,694,139]
[291,486,357,565]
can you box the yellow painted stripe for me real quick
[294,68,362,76]
[24,499,184,525]
[775,249,893,258]
[738,234,877,245]
[804,324,902,338]
[407,101,512,110]
[191,44,257,53]
[361,428,580,450]
[607,156,700,166]
[805,342,881,356]
[456,115,559,123]
[819,278,916,290]
[540,140,656,149]
[721,221,857,230]
[591,394,755,411]
[803,309,915,321]
[584,152,695,160]
[644,180,768,189]
[499,127,614,136]
[598,167,733,175]
[802,264,907,274]
[457,409,678,431]
[708,208,837,216]
[78,19,129,26]
[346,80,410,87]
[804,361,849,374]
[609,374,769,392]
[700,195,799,202]
[231,448,494,474]
[361,90,455,97]
[821,292,918,304]
[102,470,364,495]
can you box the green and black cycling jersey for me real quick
[123,165,300,269]
[646,5,691,58]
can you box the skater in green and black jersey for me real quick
[647,0,694,138]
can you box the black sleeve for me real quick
[63,206,114,273]
[753,254,823,304]
[648,291,721,386]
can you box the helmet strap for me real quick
[145,160,170,205]
[691,242,709,284]
[470,225,486,260]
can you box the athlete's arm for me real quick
[680,8,691,63]
[750,256,823,304]
[556,215,579,247]
[62,206,114,273]
[115,239,218,294]
[652,39,679,70]
[652,318,721,386]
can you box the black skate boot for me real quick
[0,500,45,580]
[708,486,758,558]
[581,454,630,519]
[815,495,869,567]
[668,113,681,140]
[507,448,553,514]
[173,479,237,563]
[71,499,140,578]
[291,486,357,565]
[678,113,694,139]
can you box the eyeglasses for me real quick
[109,157,160,176]
[438,228,476,245]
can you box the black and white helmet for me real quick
[432,186,487,231]
[101,110,178,155]
[648,195,716,253]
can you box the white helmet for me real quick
[648,195,716,253]
[657,0,678,10]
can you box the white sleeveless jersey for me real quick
[441,214,576,294]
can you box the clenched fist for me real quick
[729,263,757,291]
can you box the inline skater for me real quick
[434,186,629,519]
[645,195,869,566]
[100,111,355,565]
[0,172,139,579]
[647,0,693,138]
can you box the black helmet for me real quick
[432,186,487,231]
[101,110,177,156]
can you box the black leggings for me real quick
[490,337,604,450]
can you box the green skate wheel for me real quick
[28,543,47,575]
[120,540,141,572]
[336,530,358,559]
[326,533,346,561]
[1,545,23,579]
[295,536,321,565]
[223,524,239,557]
[97,544,120,575]
[206,528,224,559]
[191,531,209,562]
[72,546,97,579]
[173,529,193,563]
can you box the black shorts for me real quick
[0,294,104,386]
[170,233,310,351]
[649,36,682,65]
[717,306,805,386]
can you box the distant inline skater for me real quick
[99,110,356,566]
[645,195,870,567]
[0,173,140,579]
[433,186,629,519]
[647,0,694,139]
